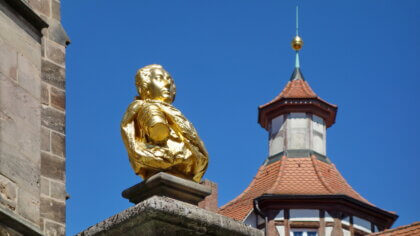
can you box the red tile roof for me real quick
[218,156,369,221]
[267,79,317,103]
[370,222,420,236]
[258,77,337,130]
[259,77,336,108]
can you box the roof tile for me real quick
[260,79,317,108]
[218,156,371,221]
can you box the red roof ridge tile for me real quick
[311,155,335,194]
[267,156,287,194]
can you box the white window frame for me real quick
[290,228,318,236]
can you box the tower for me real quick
[219,3,397,236]
[0,0,69,235]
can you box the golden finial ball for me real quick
[291,35,304,51]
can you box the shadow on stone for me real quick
[122,172,211,206]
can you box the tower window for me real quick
[291,229,318,236]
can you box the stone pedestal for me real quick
[78,173,262,235]
[77,196,263,236]
[122,172,212,205]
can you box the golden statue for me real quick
[121,64,209,183]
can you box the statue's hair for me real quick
[135,64,176,101]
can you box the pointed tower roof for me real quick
[269,68,316,99]
[258,68,338,130]
[219,11,397,230]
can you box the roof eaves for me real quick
[255,194,398,223]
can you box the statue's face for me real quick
[148,68,174,103]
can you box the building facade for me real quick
[219,65,398,236]
[0,0,68,235]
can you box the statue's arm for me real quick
[120,100,142,151]
[138,104,170,144]
[121,102,172,165]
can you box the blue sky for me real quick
[63,1,419,234]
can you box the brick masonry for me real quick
[0,0,68,235]
[198,180,219,212]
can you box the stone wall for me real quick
[77,196,264,236]
[0,0,68,235]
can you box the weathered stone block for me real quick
[0,113,41,162]
[50,86,65,111]
[17,52,41,99]
[40,177,49,196]
[41,60,65,89]
[77,196,263,236]
[0,1,42,62]
[0,42,17,80]
[46,42,65,65]
[0,73,41,163]
[51,131,65,158]
[40,217,44,231]
[41,106,65,134]
[40,197,65,223]
[41,152,65,181]
[27,0,50,17]
[41,127,50,152]
[50,181,65,201]
[0,72,41,128]
[122,172,211,206]
[0,141,40,196]
[51,0,61,21]
[41,82,49,105]
[0,174,17,212]
[44,220,65,236]
[17,189,40,225]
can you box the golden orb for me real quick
[291,35,304,51]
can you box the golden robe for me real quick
[121,99,208,183]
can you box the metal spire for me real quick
[290,0,304,80]
[296,1,299,36]
[295,2,300,68]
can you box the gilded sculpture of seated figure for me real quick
[120,64,209,183]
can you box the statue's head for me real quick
[135,64,176,103]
